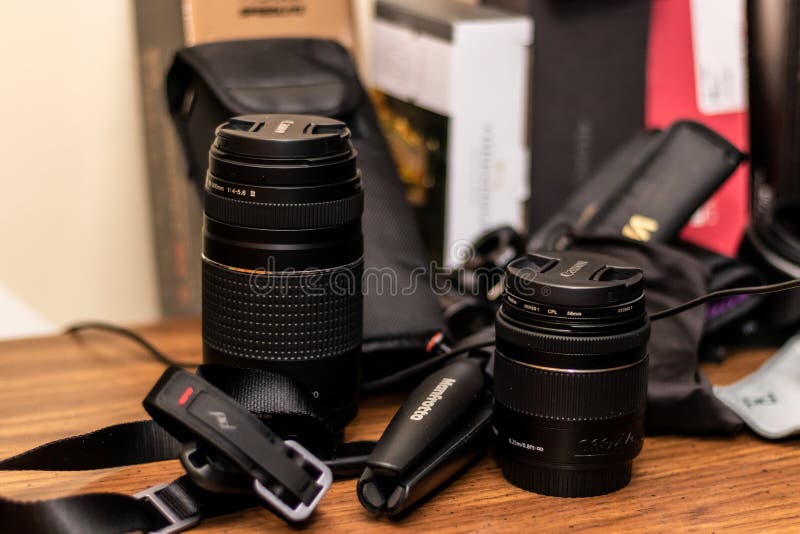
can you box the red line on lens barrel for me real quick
[178,387,194,406]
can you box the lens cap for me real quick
[208,114,359,187]
[505,251,644,307]
[214,114,352,159]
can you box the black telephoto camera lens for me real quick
[493,251,651,497]
[202,114,363,428]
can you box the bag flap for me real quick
[167,38,364,119]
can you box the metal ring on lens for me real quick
[201,255,262,274]
[508,355,647,374]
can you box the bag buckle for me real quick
[135,482,201,534]
[252,439,333,522]
[143,368,333,523]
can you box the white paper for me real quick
[689,0,747,115]
[715,333,800,439]
[0,283,56,340]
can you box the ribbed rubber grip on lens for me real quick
[494,351,648,421]
[204,189,363,229]
[495,312,651,356]
[202,258,363,361]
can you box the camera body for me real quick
[201,114,364,428]
[493,251,650,497]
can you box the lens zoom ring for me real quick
[494,351,648,421]
[205,189,363,229]
[202,259,362,360]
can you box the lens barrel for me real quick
[202,114,363,429]
[493,251,650,497]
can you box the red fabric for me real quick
[647,0,749,256]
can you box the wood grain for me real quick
[1,318,798,532]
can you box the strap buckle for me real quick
[253,439,333,522]
[143,368,333,523]
[135,483,201,534]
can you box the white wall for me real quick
[353,0,376,83]
[0,1,159,329]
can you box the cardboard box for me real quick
[371,0,532,265]
[133,0,356,316]
[183,0,356,49]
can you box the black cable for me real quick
[386,279,800,368]
[65,321,196,368]
[445,340,496,358]
[63,279,800,375]
[360,339,495,392]
[649,278,800,321]
[65,321,495,386]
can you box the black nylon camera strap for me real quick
[196,365,339,457]
[0,475,251,534]
[0,367,374,533]
[0,421,179,471]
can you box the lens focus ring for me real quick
[494,351,648,421]
[204,189,364,229]
[202,258,363,360]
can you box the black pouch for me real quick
[527,120,765,343]
[529,121,745,250]
[165,39,444,385]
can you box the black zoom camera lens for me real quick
[493,251,651,497]
[202,114,363,428]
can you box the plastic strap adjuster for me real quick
[134,483,201,534]
[253,439,333,522]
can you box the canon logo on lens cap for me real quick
[505,252,644,308]
[560,260,589,278]
[274,119,294,133]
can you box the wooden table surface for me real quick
[1,318,798,532]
